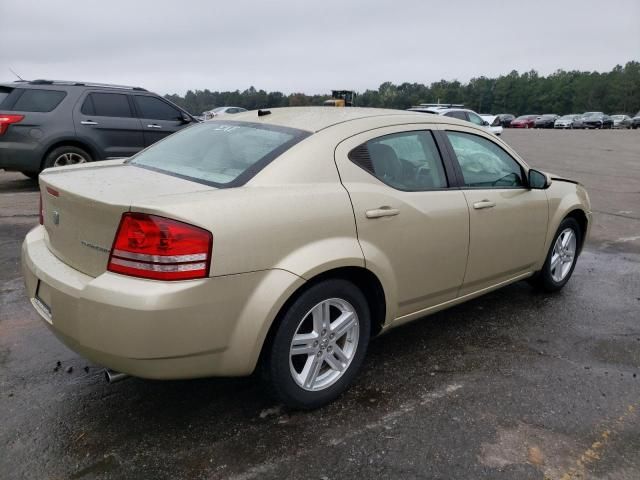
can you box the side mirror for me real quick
[180,113,192,124]
[528,169,551,189]
[482,120,490,126]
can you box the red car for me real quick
[510,115,539,129]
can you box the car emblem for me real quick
[52,211,60,225]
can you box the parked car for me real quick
[510,115,539,128]
[479,114,504,135]
[554,114,582,129]
[582,112,613,129]
[203,106,247,120]
[611,114,632,129]
[23,107,591,409]
[534,114,559,129]
[408,106,501,135]
[495,113,515,128]
[633,112,640,129]
[0,79,196,178]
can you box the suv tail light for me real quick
[0,114,24,135]
[108,213,212,281]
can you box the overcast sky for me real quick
[1,0,638,96]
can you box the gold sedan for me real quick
[22,107,591,408]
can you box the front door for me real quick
[335,125,469,319]
[133,95,189,147]
[442,128,548,295]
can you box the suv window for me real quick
[12,89,66,112]
[135,96,181,120]
[444,111,467,121]
[446,131,524,188]
[349,131,448,191]
[0,87,13,107]
[81,93,133,117]
[466,112,485,126]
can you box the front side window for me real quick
[349,131,448,191]
[446,131,524,188]
[130,121,309,187]
[81,93,133,117]
[466,112,485,126]
[12,89,66,112]
[135,96,182,121]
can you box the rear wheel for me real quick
[264,279,371,409]
[21,171,39,180]
[43,146,92,170]
[531,217,582,292]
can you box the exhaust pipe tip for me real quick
[104,369,129,384]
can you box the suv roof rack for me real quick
[415,103,465,109]
[26,79,148,91]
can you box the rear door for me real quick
[441,127,548,295]
[74,91,144,159]
[335,125,469,319]
[132,95,188,146]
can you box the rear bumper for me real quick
[22,226,304,379]
[0,141,42,172]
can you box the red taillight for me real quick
[0,114,24,135]
[39,193,44,225]
[107,213,212,281]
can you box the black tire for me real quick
[530,217,582,292]
[43,145,92,170]
[264,279,371,409]
[21,171,39,180]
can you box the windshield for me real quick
[540,115,555,119]
[515,115,533,120]
[611,115,624,120]
[583,112,602,118]
[559,115,574,120]
[130,121,310,187]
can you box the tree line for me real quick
[166,61,640,116]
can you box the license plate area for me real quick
[34,280,53,324]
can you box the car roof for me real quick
[228,106,449,133]
[0,79,148,92]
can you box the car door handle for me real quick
[365,206,400,219]
[473,200,496,210]
[147,124,162,129]
[80,120,98,125]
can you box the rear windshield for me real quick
[0,87,13,106]
[11,89,67,112]
[130,121,310,187]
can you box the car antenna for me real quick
[9,67,25,81]
[258,109,271,117]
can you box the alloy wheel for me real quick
[53,152,88,167]
[550,228,577,282]
[289,298,359,391]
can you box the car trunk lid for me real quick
[39,160,213,277]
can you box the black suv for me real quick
[0,79,196,178]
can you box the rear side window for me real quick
[81,93,133,117]
[0,87,13,107]
[130,121,310,187]
[134,96,181,120]
[11,89,66,112]
[349,131,448,191]
[444,111,467,121]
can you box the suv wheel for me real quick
[44,146,92,170]
[264,279,371,409]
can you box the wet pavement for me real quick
[1,130,639,479]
